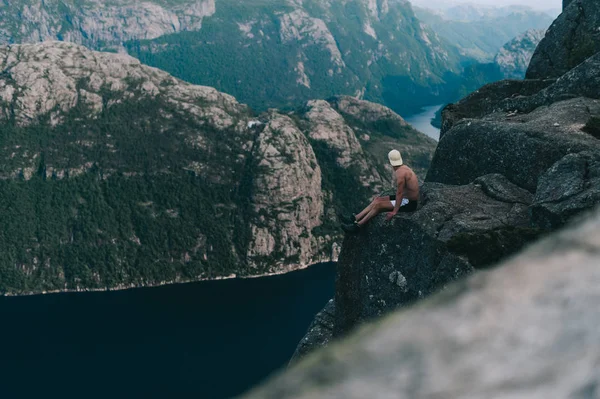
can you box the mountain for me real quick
[494,29,546,78]
[0,0,465,117]
[455,27,546,92]
[0,0,217,49]
[414,5,553,61]
[120,0,465,116]
[0,0,555,118]
[0,41,435,295]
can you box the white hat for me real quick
[388,150,403,167]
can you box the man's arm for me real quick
[386,172,405,220]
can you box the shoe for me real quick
[341,222,361,234]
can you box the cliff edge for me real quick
[278,0,600,391]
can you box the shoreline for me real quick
[1,259,337,298]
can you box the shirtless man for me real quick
[342,149,419,233]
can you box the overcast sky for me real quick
[409,0,562,11]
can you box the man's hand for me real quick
[386,211,397,221]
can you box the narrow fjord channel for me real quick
[405,104,443,141]
[0,263,335,399]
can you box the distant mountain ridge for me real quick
[434,4,552,22]
[414,4,553,61]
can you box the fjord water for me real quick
[405,104,443,141]
[0,263,335,399]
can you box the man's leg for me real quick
[357,199,394,226]
[356,196,389,222]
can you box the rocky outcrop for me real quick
[0,42,244,128]
[430,97,600,192]
[0,42,435,295]
[526,0,600,79]
[0,0,216,51]
[304,100,380,184]
[334,177,539,336]
[290,0,600,365]
[439,78,555,137]
[242,206,600,399]
[531,151,600,229]
[246,112,327,270]
[494,29,546,78]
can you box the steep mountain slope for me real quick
[0,41,435,295]
[0,0,463,116]
[527,0,600,79]
[0,0,217,49]
[494,29,546,78]
[125,0,463,116]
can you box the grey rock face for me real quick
[527,0,600,79]
[439,78,555,138]
[532,152,600,229]
[0,41,244,128]
[242,207,600,399]
[0,0,216,51]
[247,112,327,271]
[564,0,575,10]
[289,299,335,364]
[442,50,600,140]
[429,97,600,192]
[474,173,534,204]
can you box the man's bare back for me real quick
[395,165,419,202]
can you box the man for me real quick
[341,149,419,233]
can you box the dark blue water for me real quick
[0,263,335,399]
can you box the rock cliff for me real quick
[0,0,216,51]
[243,206,600,399]
[0,41,435,295]
[281,0,600,385]
[527,0,600,79]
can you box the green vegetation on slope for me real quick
[125,0,464,116]
[0,94,252,294]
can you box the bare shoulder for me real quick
[395,167,406,179]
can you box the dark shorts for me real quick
[389,195,419,212]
